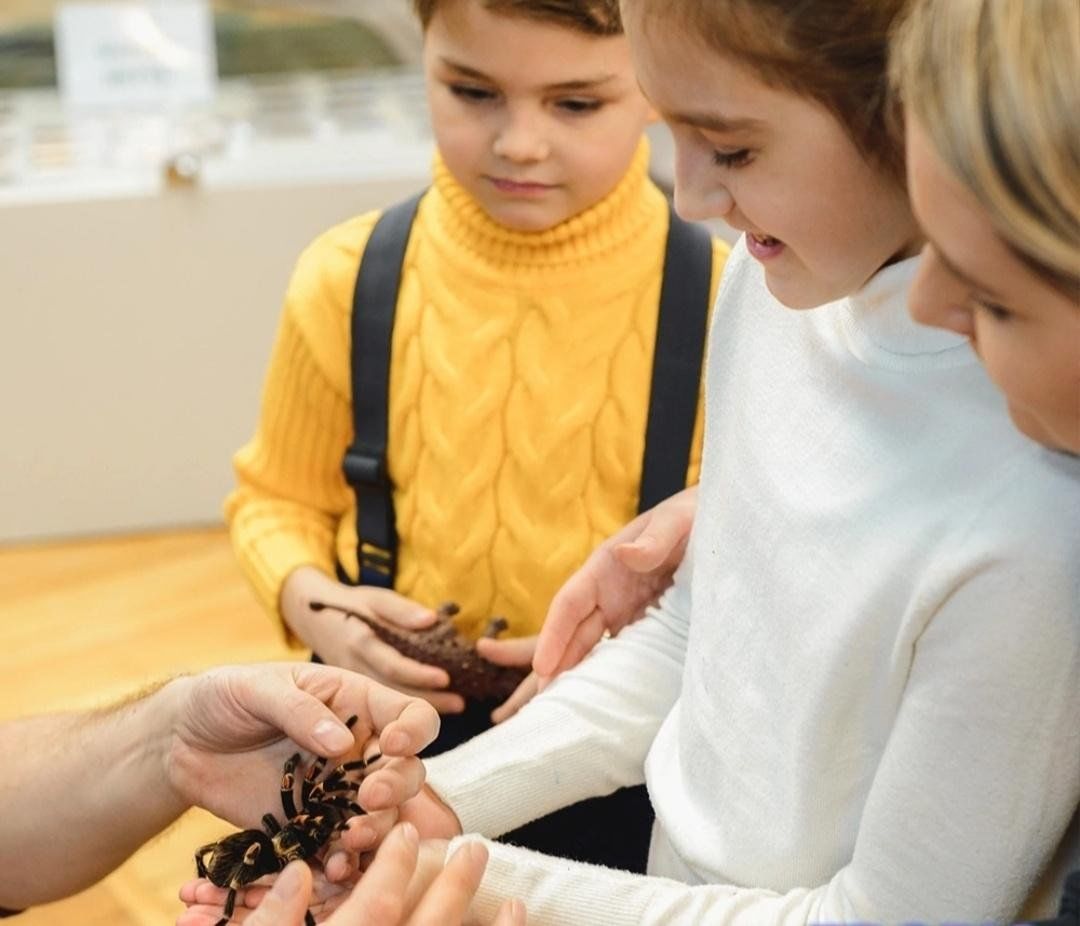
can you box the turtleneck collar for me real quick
[837,253,974,372]
[423,138,661,274]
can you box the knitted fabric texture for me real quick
[225,140,728,639]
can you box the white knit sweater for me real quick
[425,239,1080,924]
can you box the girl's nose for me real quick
[672,143,734,223]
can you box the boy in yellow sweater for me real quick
[226,0,727,870]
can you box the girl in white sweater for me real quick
[182,0,1079,923]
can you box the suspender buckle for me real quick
[342,447,387,487]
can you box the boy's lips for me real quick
[487,176,556,196]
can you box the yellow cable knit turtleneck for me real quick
[226,140,728,640]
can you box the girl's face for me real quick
[907,118,1080,455]
[622,10,920,309]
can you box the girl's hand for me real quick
[533,485,698,685]
[178,824,525,926]
[474,635,540,724]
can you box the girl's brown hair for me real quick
[892,0,1080,296]
[624,0,911,182]
[413,0,621,36]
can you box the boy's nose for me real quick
[909,244,975,337]
[493,112,549,163]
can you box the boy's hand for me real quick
[475,635,540,724]
[533,485,698,685]
[282,567,466,714]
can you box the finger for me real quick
[408,840,488,925]
[360,755,428,811]
[492,899,527,926]
[330,805,399,862]
[490,673,539,724]
[244,674,359,757]
[330,823,420,921]
[533,580,598,676]
[475,635,536,667]
[551,611,608,677]
[244,861,312,926]
[363,588,440,630]
[359,634,453,690]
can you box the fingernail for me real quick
[313,719,352,753]
[400,822,419,847]
[273,861,303,899]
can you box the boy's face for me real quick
[622,3,920,309]
[422,0,652,232]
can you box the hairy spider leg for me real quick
[281,753,302,818]
[262,813,282,835]
[214,842,262,926]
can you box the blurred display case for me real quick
[0,2,434,543]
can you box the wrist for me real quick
[281,565,337,639]
[157,675,201,814]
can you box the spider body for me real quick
[194,715,378,926]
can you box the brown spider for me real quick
[194,715,379,926]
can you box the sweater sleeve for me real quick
[423,552,694,838]
[224,219,375,627]
[436,530,1080,924]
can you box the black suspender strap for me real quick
[342,192,424,588]
[343,195,712,587]
[637,207,713,514]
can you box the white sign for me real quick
[55,1,218,108]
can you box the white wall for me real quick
[1,173,427,542]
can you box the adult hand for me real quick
[474,635,541,724]
[533,485,698,684]
[178,824,525,926]
[282,567,466,714]
[166,661,441,832]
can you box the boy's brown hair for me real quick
[413,0,622,36]
[623,0,910,183]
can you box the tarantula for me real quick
[309,599,530,702]
[194,715,380,926]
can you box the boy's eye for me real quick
[712,148,752,169]
[557,98,603,114]
[449,84,497,103]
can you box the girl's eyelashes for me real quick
[712,148,752,169]
[970,295,1014,322]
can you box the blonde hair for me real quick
[622,0,912,182]
[892,0,1080,295]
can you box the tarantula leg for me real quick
[195,844,214,878]
[213,883,240,926]
[262,814,281,835]
[338,751,382,773]
[281,753,302,819]
[302,754,329,807]
[320,795,365,815]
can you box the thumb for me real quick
[245,861,312,926]
[615,521,685,572]
[362,588,439,630]
[475,635,536,666]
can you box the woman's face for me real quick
[907,117,1080,455]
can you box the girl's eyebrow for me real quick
[438,57,617,91]
[667,109,763,133]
